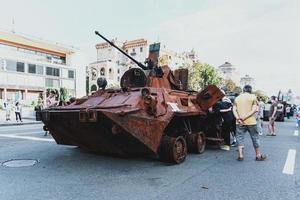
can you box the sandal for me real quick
[255,154,267,161]
[237,157,244,161]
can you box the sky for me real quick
[0,0,299,96]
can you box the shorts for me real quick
[236,124,260,148]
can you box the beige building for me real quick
[218,62,240,84]
[159,46,199,70]
[0,31,86,105]
[88,38,148,90]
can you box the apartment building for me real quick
[0,30,85,105]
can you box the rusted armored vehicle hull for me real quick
[42,86,223,164]
[41,31,224,164]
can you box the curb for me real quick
[0,121,42,127]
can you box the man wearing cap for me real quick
[233,85,266,161]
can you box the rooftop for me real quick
[0,30,76,56]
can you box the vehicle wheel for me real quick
[159,136,187,164]
[187,132,206,154]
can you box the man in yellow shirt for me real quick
[233,85,266,161]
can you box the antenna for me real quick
[12,18,15,33]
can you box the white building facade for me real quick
[240,74,255,88]
[0,31,86,105]
[218,62,240,84]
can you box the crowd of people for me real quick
[2,91,60,124]
[212,85,295,161]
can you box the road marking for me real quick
[294,130,299,136]
[282,149,296,175]
[0,131,45,136]
[0,134,55,142]
[0,130,44,135]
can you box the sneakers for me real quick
[258,132,263,136]
[220,145,230,151]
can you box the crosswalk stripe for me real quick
[282,149,296,175]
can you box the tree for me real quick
[223,79,237,93]
[188,62,223,91]
[254,90,269,103]
[59,87,69,103]
[91,84,97,92]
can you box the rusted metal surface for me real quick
[40,31,225,164]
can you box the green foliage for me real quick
[91,84,97,92]
[38,92,43,100]
[254,90,269,103]
[31,101,37,107]
[223,79,237,93]
[86,75,90,95]
[59,87,69,103]
[188,62,223,91]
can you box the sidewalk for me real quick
[0,110,42,126]
[0,119,42,126]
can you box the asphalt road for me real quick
[0,120,299,200]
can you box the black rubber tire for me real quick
[159,136,187,164]
[187,132,206,154]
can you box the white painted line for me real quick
[0,131,45,136]
[6,131,45,136]
[282,149,296,175]
[0,134,55,142]
[294,130,299,136]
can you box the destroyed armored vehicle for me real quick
[40,31,224,164]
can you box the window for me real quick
[28,64,36,74]
[36,65,44,75]
[45,78,60,88]
[100,67,105,76]
[117,69,120,74]
[46,67,60,77]
[140,47,143,52]
[6,60,25,72]
[68,70,75,79]
[16,62,24,72]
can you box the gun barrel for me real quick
[95,31,147,70]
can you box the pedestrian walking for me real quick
[267,96,277,136]
[285,105,291,119]
[233,85,266,161]
[14,102,22,122]
[256,97,264,135]
[4,101,11,121]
